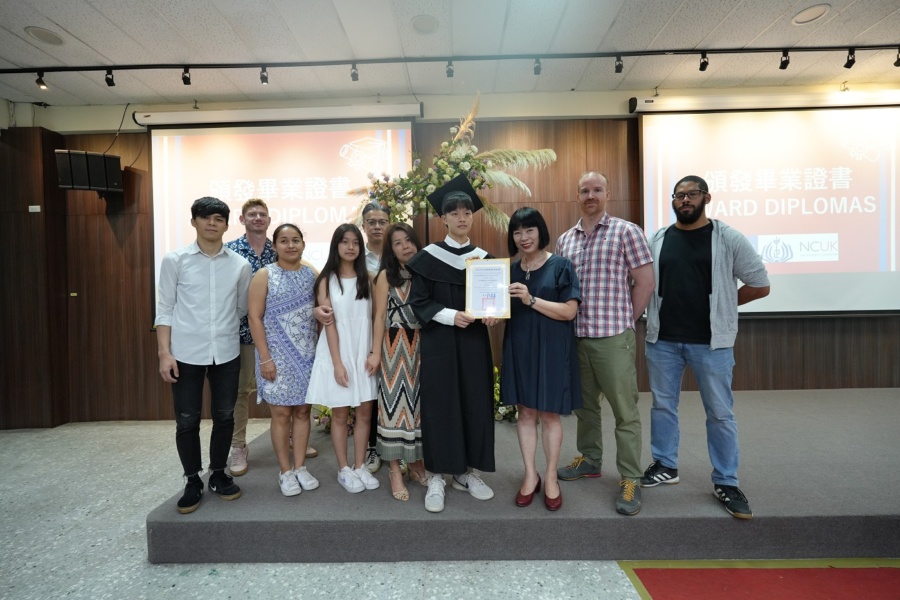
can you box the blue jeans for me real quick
[645,340,739,486]
[171,356,241,476]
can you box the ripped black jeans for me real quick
[171,356,241,477]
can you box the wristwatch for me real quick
[529,295,537,307]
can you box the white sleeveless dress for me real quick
[305,275,376,408]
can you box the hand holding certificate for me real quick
[465,258,511,319]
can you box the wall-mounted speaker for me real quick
[55,150,123,194]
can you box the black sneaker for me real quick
[177,475,204,514]
[208,470,242,501]
[640,460,680,487]
[714,484,752,519]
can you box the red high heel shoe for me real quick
[544,486,562,511]
[515,475,541,507]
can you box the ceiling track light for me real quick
[181,67,191,85]
[446,60,453,78]
[699,51,709,72]
[533,58,542,75]
[105,69,115,86]
[614,55,623,74]
[35,71,47,89]
[260,66,268,85]
[350,63,359,82]
[779,50,790,70]
[844,48,855,69]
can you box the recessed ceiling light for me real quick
[411,14,439,34]
[791,4,831,26]
[25,26,64,45]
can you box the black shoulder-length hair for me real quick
[379,223,422,287]
[315,223,370,301]
[507,207,550,256]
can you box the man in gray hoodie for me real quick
[640,175,770,520]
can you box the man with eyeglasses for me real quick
[641,175,770,520]
[556,171,655,516]
[361,202,390,473]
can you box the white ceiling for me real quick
[0,0,897,107]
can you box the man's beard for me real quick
[674,202,705,225]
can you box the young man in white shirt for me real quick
[156,197,253,514]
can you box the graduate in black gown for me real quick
[406,175,496,513]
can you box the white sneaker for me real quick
[294,466,319,491]
[229,445,248,476]
[337,466,364,493]
[365,447,382,473]
[425,474,446,513]
[353,466,381,490]
[278,471,302,497]
[452,471,494,500]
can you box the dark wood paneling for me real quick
[0,127,68,429]
[63,133,172,422]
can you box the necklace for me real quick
[523,252,547,280]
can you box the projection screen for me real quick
[641,106,899,314]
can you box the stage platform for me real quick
[147,389,900,564]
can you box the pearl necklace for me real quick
[523,252,547,280]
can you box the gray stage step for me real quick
[147,389,900,563]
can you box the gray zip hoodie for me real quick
[645,219,769,350]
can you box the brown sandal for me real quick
[389,469,409,501]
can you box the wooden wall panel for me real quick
[63,133,172,422]
[0,128,69,429]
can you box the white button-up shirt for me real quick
[155,242,252,365]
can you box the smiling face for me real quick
[390,228,418,266]
[576,172,610,218]
[338,230,361,263]
[274,226,304,264]
[191,213,228,244]
[512,225,540,257]
[239,205,270,236]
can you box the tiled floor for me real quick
[0,420,640,600]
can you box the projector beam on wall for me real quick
[629,91,900,113]
[133,102,423,126]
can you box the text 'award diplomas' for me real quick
[465,258,511,319]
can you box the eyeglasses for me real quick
[672,189,707,201]
[365,219,389,227]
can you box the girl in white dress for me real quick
[306,224,379,493]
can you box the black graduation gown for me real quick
[406,241,495,474]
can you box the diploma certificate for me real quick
[465,258,511,319]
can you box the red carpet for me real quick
[622,560,900,600]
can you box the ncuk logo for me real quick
[761,238,793,263]
[758,234,839,263]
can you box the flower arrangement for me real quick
[493,366,517,423]
[312,406,354,435]
[353,95,557,231]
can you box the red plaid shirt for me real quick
[556,213,652,338]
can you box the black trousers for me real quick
[171,356,241,476]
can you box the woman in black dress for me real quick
[501,207,582,511]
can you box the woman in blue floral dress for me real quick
[248,224,320,497]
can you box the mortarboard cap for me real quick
[426,174,484,216]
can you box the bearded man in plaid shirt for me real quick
[555,171,655,516]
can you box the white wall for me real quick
[15,83,899,135]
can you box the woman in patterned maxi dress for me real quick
[247,224,320,497]
[367,223,428,501]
